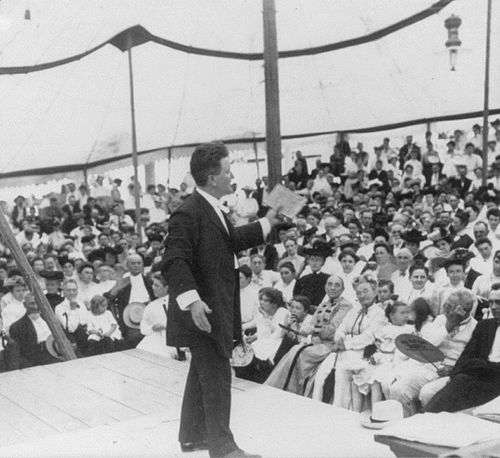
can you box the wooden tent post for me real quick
[481,0,492,187]
[127,42,143,243]
[0,208,76,360]
[263,0,282,190]
[253,139,261,179]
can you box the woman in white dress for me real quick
[401,264,436,313]
[338,249,360,304]
[246,288,290,363]
[274,262,297,304]
[137,272,179,359]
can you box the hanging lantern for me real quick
[444,15,462,71]
[24,9,31,20]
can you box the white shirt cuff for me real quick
[259,218,271,239]
[177,290,200,311]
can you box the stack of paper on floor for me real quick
[473,395,500,423]
[375,413,500,448]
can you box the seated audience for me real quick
[265,275,352,396]
[386,289,476,416]
[425,284,500,412]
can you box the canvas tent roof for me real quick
[0,0,498,187]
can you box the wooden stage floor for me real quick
[0,349,394,457]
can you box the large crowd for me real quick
[1,119,500,417]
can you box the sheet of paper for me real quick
[376,412,500,449]
[263,184,306,219]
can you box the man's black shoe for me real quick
[180,440,209,452]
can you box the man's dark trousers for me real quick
[179,340,236,457]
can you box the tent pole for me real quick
[481,0,492,187]
[167,147,172,188]
[127,43,143,243]
[263,0,282,190]
[83,167,88,188]
[253,139,261,179]
[0,207,76,361]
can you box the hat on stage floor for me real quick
[360,400,404,430]
[123,302,146,329]
[45,335,64,360]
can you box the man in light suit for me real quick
[163,142,280,458]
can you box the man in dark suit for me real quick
[448,164,472,199]
[105,254,154,347]
[7,294,58,369]
[162,142,280,458]
[425,163,446,188]
[426,286,500,412]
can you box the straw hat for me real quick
[45,335,64,360]
[360,400,404,430]
[123,302,146,329]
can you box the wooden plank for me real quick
[21,365,139,427]
[124,348,190,374]
[124,348,261,392]
[0,371,87,433]
[0,392,57,443]
[46,356,181,415]
[92,351,187,397]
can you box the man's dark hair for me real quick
[475,236,492,248]
[190,142,229,187]
[239,264,252,279]
[378,279,394,293]
[487,208,500,219]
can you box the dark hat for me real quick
[373,212,391,225]
[451,235,474,250]
[103,245,123,255]
[58,256,74,267]
[81,234,96,244]
[401,229,427,243]
[148,233,164,243]
[276,222,296,232]
[39,270,64,281]
[302,240,333,258]
[87,249,106,263]
[14,195,25,202]
[454,209,470,225]
[422,187,436,196]
[491,118,500,127]
[373,228,390,242]
[440,248,475,269]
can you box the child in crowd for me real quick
[352,301,413,409]
[87,295,122,355]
